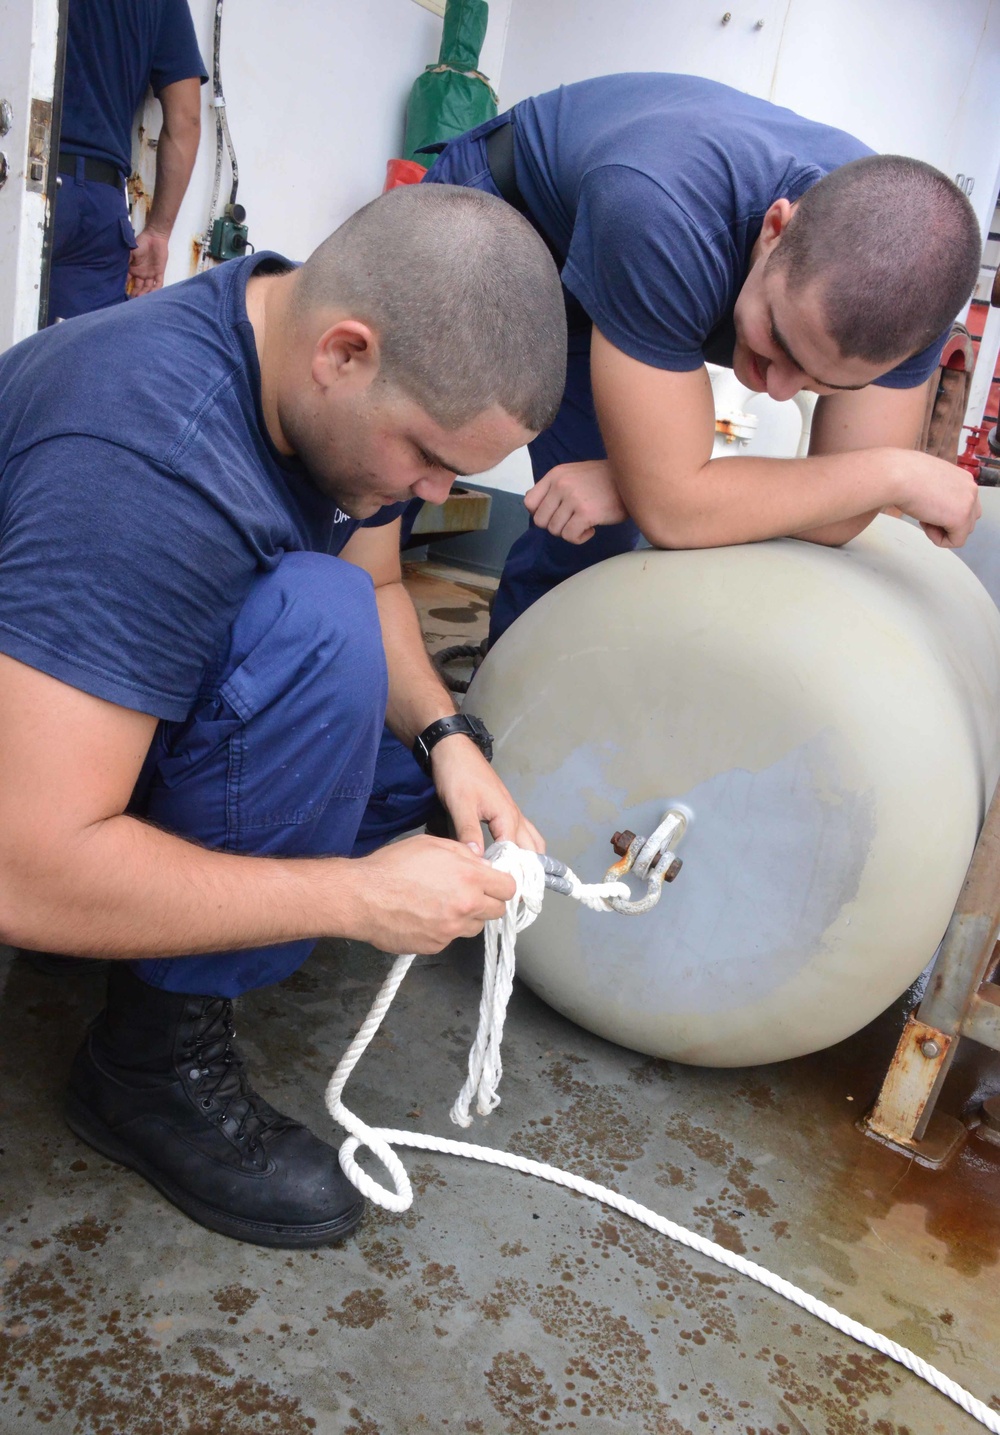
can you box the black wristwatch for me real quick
[413,713,494,774]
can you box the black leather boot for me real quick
[65,965,365,1248]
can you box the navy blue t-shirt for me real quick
[511,73,945,388]
[61,0,208,175]
[0,253,403,721]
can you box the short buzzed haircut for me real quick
[768,155,981,365]
[293,184,567,432]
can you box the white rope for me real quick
[324,844,1000,1433]
[449,842,630,1128]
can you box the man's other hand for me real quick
[431,735,544,856]
[524,458,629,544]
[892,450,982,547]
[128,229,170,297]
[352,834,517,953]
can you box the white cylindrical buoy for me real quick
[466,517,1000,1066]
[955,487,1000,608]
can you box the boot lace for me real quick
[181,998,281,1157]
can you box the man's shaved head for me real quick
[292,183,567,432]
[768,154,981,364]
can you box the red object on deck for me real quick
[383,158,428,191]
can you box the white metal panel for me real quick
[768,0,1000,242]
[498,0,786,107]
[0,0,60,351]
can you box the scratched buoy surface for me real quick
[954,487,1000,609]
[466,517,1000,1066]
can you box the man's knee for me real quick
[135,553,387,851]
[229,552,384,698]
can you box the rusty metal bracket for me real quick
[26,97,51,195]
[604,810,688,916]
[863,774,1000,1167]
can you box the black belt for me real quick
[485,121,527,214]
[57,153,122,187]
[485,119,567,277]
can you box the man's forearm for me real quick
[623,446,947,550]
[375,580,457,746]
[144,107,200,237]
[0,813,361,958]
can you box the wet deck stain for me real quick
[511,1058,649,1182]
[343,1411,382,1435]
[733,1081,779,1112]
[212,1285,259,1321]
[478,1275,529,1324]
[587,1216,738,1346]
[757,1343,912,1435]
[0,1254,320,1433]
[477,1242,717,1430]
[413,1261,467,1316]
[427,604,488,624]
[410,1162,448,1197]
[785,1002,1000,1278]
[500,1240,528,1257]
[485,1351,559,1432]
[52,1218,112,1254]
[656,1163,697,1192]
[325,1288,390,1330]
[190,1344,234,1377]
[359,1228,411,1280]
[628,1056,676,1087]
[664,1114,734,1169]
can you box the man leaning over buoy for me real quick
[422,72,983,644]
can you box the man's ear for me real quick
[759,198,798,258]
[311,319,380,392]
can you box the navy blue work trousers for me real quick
[129,552,434,998]
[422,117,641,645]
[48,157,136,323]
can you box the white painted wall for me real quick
[146,0,513,289]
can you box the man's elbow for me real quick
[0,842,72,950]
[635,511,729,552]
[794,512,879,547]
[0,877,38,949]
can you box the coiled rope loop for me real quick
[324,842,999,1433]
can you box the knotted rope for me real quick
[324,842,999,1433]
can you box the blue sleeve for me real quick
[561,164,732,371]
[150,0,208,93]
[0,438,255,720]
[873,328,950,390]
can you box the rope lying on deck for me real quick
[325,841,1000,1434]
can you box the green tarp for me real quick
[402,0,497,165]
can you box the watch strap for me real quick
[413,713,493,774]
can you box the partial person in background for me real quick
[422,72,984,644]
[49,0,206,322]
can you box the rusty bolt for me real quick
[611,830,636,857]
[28,158,44,182]
[721,10,732,21]
[664,857,683,883]
[920,1038,942,1059]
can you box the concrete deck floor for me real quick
[2,562,999,1435]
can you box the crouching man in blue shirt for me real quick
[423,72,984,644]
[0,184,566,1248]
